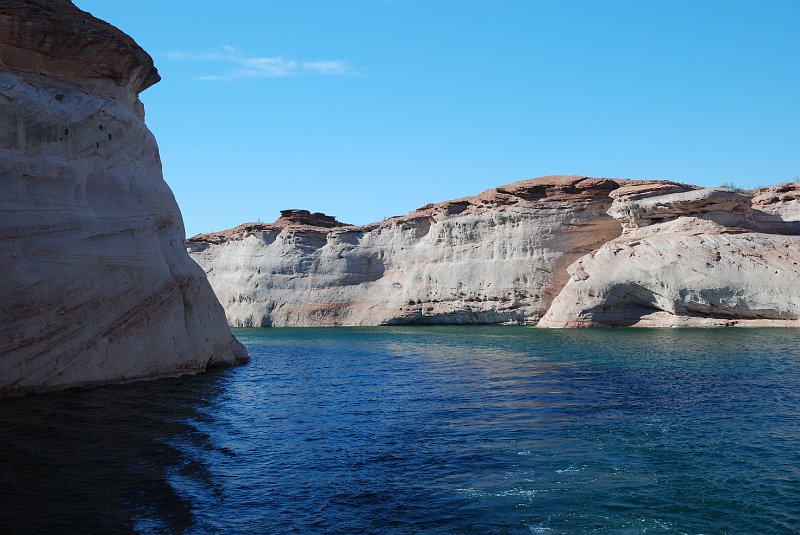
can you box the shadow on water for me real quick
[0,368,233,535]
[1,327,799,533]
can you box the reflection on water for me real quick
[1,327,799,533]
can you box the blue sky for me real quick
[76,0,799,237]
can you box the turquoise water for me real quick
[1,327,799,533]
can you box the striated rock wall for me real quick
[194,177,800,329]
[0,1,247,395]
[538,184,800,327]
[189,176,633,326]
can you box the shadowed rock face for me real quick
[0,0,248,396]
[188,176,630,326]
[539,184,800,328]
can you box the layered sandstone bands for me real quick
[0,0,159,93]
[0,1,247,396]
[191,178,800,329]
[538,183,800,327]
[190,176,645,326]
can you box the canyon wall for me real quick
[189,176,638,326]
[188,177,636,327]
[538,183,800,327]
[0,0,248,395]
[192,177,800,329]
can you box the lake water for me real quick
[1,327,799,534]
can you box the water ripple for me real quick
[0,326,799,533]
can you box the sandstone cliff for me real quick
[538,183,800,327]
[191,178,800,329]
[189,176,658,326]
[0,0,248,395]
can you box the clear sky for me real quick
[75,0,799,237]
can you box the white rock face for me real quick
[0,1,247,395]
[189,177,628,326]
[539,186,800,327]
[191,173,800,329]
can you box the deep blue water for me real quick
[1,327,799,534]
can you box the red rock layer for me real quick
[189,175,636,245]
[0,0,159,92]
[752,182,800,209]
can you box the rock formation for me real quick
[0,0,248,396]
[192,177,800,329]
[538,183,800,327]
[189,176,633,326]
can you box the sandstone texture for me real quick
[0,1,247,395]
[193,178,800,329]
[538,184,800,327]
[189,176,632,326]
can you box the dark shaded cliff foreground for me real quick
[0,0,248,396]
[189,176,800,328]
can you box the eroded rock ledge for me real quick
[538,182,800,327]
[0,0,159,93]
[0,0,247,396]
[189,176,636,326]
[190,178,800,328]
